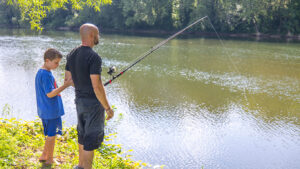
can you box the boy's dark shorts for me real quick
[75,98,105,151]
[42,117,62,137]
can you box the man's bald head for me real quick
[80,23,99,47]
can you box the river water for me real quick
[0,29,299,169]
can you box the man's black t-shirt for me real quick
[65,46,102,99]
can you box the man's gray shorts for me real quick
[75,98,105,151]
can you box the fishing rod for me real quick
[104,16,208,86]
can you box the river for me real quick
[0,29,299,169]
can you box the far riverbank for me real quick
[1,24,300,42]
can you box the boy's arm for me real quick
[46,71,73,98]
[46,84,69,98]
[90,74,114,120]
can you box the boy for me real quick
[35,48,73,166]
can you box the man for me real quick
[65,23,114,169]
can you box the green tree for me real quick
[4,0,112,31]
[120,0,172,29]
[1,0,300,34]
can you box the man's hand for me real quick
[105,108,114,120]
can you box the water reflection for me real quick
[0,29,299,169]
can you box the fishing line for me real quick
[104,15,250,106]
[206,17,250,104]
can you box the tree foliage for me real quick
[3,0,112,31]
[1,0,300,34]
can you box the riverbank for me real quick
[0,118,157,169]
[1,25,299,42]
[56,26,300,42]
[99,28,300,41]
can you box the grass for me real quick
[0,117,161,169]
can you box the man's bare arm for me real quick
[90,74,114,120]
[65,71,74,87]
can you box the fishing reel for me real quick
[107,66,117,76]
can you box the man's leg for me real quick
[78,144,94,169]
[82,149,94,169]
[78,143,84,168]
[75,98,103,169]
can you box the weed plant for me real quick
[0,118,154,169]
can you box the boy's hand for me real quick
[64,77,74,87]
[47,76,73,98]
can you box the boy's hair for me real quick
[44,48,62,61]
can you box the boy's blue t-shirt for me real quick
[35,69,65,119]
